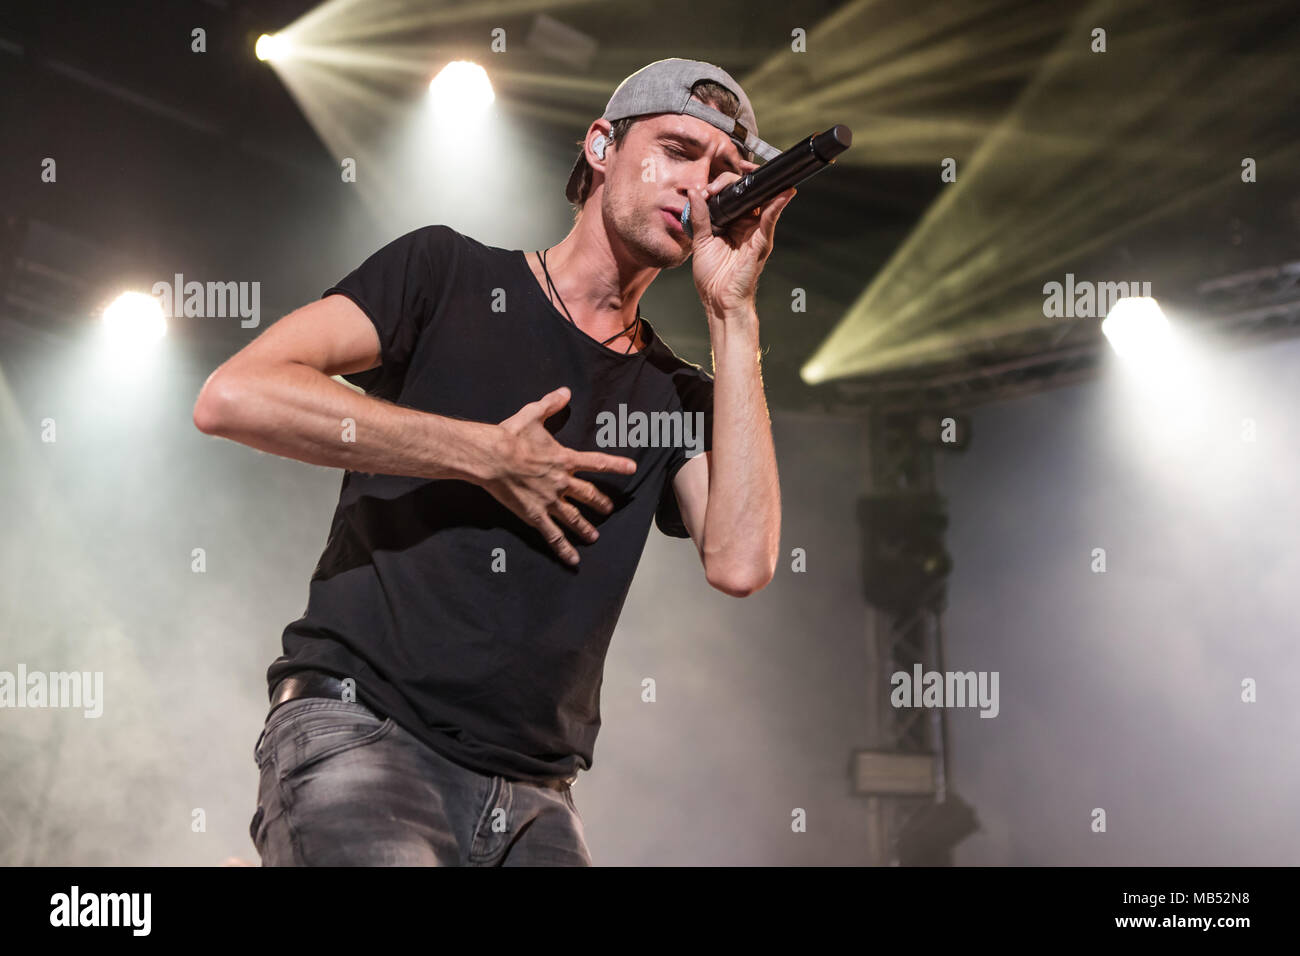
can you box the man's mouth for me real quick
[660,207,684,234]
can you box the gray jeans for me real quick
[249,696,592,866]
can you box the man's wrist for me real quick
[707,305,762,357]
[706,303,759,326]
[424,416,503,485]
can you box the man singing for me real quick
[193,58,793,866]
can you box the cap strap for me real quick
[679,100,782,163]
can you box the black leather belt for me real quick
[267,670,575,791]
[269,670,358,714]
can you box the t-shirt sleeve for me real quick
[323,225,453,400]
[655,365,715,538]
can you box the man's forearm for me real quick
[194,361,501,483]
[700,308,781,589]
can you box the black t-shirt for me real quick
[267,225,714,783]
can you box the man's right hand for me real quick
[193,295,634,567]
[482,386,637,566]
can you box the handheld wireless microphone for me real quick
[680,124,853,238]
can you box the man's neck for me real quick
[531,211,660,350]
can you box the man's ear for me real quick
[588,121,613,154]
[586,121,614,176]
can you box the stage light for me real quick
[1101,296,1171,360]
[428,61,494,120]
[801,359,826,384]
[102,291,166,349]
[256,34,290,63]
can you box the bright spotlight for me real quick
[256,33,290,63]
[801,359,826,384]
[102,291,166,349]
[428,61,494,119]
[1102,296,1171,360]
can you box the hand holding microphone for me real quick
[680,124,853,238]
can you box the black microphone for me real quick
[680,124,852,238]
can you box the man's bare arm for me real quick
[680,312,780,598]
[193,294,499,482]
[192,293,636,565]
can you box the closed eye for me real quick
[663,140,740,174]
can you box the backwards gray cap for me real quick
[564,57,780,204]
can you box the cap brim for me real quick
[565,149,589,204]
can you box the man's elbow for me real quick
[705,561,775,598]
[192,372,238,436]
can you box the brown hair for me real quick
[569,79,742,213]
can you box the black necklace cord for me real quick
[536,248,641,354]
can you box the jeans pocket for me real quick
[277,701,396,784]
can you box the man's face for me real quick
[596,106,754,269]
